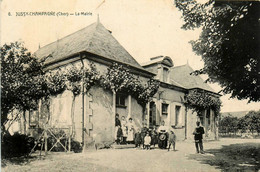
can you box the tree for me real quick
[1,42,46,127]
[243,110,260,134]
[175,0,260,102]
[219,114,238,134]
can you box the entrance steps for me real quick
[111,144,136,149]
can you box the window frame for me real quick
[162,67,169,83]
[116,93,127,108]
[161,103,169,116]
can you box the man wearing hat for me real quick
[193,121,205,154]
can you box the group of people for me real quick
[115,114,137,145]
[114,114,177,151]
[115,113,205,153]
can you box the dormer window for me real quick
[163,67,169,82]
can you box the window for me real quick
[163,67,169,82]
[116,94,126,107]
[29,110,39,127]
[175,105,181,126]
[162,103,168,116]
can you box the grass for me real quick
[188,143,260,171]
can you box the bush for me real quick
[1,132,35,158]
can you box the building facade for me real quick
[17,21,220,148]
[142,56,220,140]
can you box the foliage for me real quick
[102,63,159,106]
[184,89,222,114]
[82,63,101,91]
[136,79,160,106]
[1,42,45,126]
[175,0,260,102]
[44,69,67,96]
[219,114,239,133]
[49,63,100,97]
[219,110,260,136]
[65,66,83,96]
[102,63,134,92]
[1,133,35,158]
[238,110,260,134]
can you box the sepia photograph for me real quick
[1,0,260,171]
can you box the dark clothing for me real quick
[122,137,127,144]
[194,126,204,140]
[195,139,203,153]
[115,118,121,127]
[134,132,142,147]
[144,145,150,150]
[117,127,123,137]
[193,126,205,153]
[141,127,149,137]
[116,127,123,144]
[151,129,158,146]
[168,132,176,143]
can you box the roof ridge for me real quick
[35,22,97,55]
[95,22,143,68]
[173,64,190,69]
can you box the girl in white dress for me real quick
[121,116,128,144]
[127,118,136,144]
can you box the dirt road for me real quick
[2,138,260,172]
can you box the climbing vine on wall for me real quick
[184,89,222,115]
[102,63,159,106]
[40,62,158,107]
[65,63,100,96]
[44,69,67,96]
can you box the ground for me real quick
[2,138,260,172]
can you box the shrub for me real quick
[1,132,35,158]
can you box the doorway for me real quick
[149,102,156,128]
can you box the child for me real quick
[141,123,149,149]
[151,125,158,148]
[168,130,176,151]
[127,118,135,144]
[134,128,142,148]
[116,126,123,144]
[121,116,128,144]
[144,132,151,150]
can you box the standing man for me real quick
[115,113,121,142]
[193,121,205,154]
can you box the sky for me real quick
[1,0,259,113]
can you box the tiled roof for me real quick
[35,22,144,70]
[170,64,216,93]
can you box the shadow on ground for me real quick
[1,155,40,167]
[188,143,260,171]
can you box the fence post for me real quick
[44,129,48,155]
[68,126,71,152]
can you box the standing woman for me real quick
[115,113,121,142]
[127,118,135,144]
[121,116,128,144]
